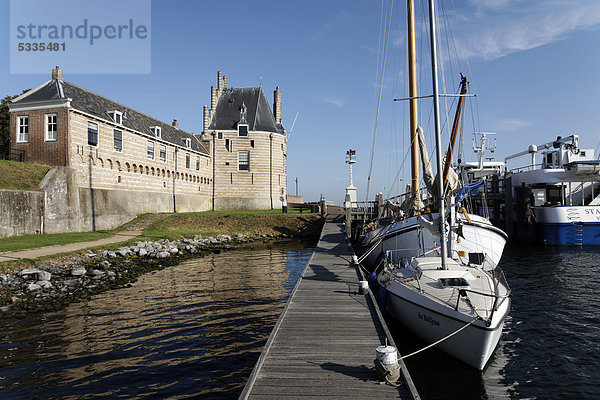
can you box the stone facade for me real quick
[203,72,287,210]
[6,68,287,233]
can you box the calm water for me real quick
[389,244,600,399]
[0,243,313,399]
[2,243,599,399]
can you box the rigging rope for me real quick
[366,0,393,202]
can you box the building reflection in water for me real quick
[0,243,313,399]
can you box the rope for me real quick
[398,316,479,361]
[357,236,384,264]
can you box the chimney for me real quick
[273,86,282,125]
[216,71,223,100]
[52,65,63,80]
[223,75,228,89]
[172,119,178,129]
[211,86,216,110]
[203,105,209,132]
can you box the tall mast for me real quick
[407,0,420,208]
[428,0,448,268]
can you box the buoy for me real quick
[359,280,369,294]
[375,344,400,384]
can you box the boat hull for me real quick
[362,214,507,268]
[535,206,600,245]
[383,281,509,370]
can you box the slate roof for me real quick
[208,86,284,135]
[12,78,209,155]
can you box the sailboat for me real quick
[376,0,511,370]
[359,1,507,271]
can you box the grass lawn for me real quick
[0,230,113,252]
[141,209,321,240]
[0,160,51,191]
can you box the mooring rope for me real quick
[357,237,384,265]
[398,316,479,361]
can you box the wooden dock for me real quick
[240,215,419,399]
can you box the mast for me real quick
[428,0,448,268]
[407,0,420,208]
[442,74,468,191]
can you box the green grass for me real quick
[140,210,321,241]
[0,160,51,191]
[0,230,113,252]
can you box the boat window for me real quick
[438,277,469,288]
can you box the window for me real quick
[196,156,200,170]
[238,125,248,137]
[88,121,98,146]
[147,140,154,159]
[152,126,161,138]
[17,116,29,143]
[186,153,191,169]
[113,129,122,152]
[45,113,57,141]
[159,144,166,162]
[185,138,191,148]
[111,111,122,124]
[238,151,250,171]
[217,132,223,140]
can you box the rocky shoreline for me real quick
[0,233,298,319]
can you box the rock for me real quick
[37,271,52,281]
[92,269,105,277]
[117,248,130,257]
[19,269,42,279]
[169,247,178,254]
[99,261,111,269]
[71,266,87,276]
[0,305,13,312]
[64,279,79,287]
[37,280,53,289]
[138,248,148,257]
[27,283,42,291]
[108,252,117,259]
[106,271,116,278]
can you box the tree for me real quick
[0,90,30,159]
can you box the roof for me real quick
[208,86,284,134]
[12,78,209,155]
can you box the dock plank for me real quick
[239,216,418,400]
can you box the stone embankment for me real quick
[0,233,280,318]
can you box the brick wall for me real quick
[10,107,70,165]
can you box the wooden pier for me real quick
[240,215,419,399]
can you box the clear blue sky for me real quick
[2,0,599,205]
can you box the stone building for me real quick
[5,67,286,234]
[203,71,287,210]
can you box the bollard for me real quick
[375,345,400,384]
[358,280,369,294]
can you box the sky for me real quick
[2,0,600,205]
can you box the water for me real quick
[388,244,600,399]
[0,242,313,399]
[2,243,599,399]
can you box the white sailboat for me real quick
[376,0,511,370]
[360,0,507,270]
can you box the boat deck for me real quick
[240,215,418,400]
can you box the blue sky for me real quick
[2,0,600,205]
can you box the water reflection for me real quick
[0,243,313,399]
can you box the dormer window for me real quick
[110,111,122,125]
[238,124,248,137]
[151,126,162,138]
[185,138,191,148]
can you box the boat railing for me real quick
[508,163,564,174]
